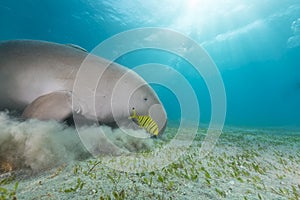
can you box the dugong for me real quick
[0,40,167,135]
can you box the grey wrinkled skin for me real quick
[0,40,167,135]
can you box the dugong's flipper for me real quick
[22,91,73,121]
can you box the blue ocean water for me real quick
[0,0,300,127]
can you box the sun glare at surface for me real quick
[170,0,254,37]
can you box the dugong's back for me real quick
[0,40,87,111]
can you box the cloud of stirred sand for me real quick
[0,112,154,173]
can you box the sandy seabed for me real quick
[0,118,299,200]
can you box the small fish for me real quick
[129,108,159,136]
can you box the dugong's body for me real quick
[0,40,167,135]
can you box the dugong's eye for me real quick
[143,97,148,101]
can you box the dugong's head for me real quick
[73,54,167,136]
[85,63,167,135]
[95,67,167,136]
[112,71,167,136]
